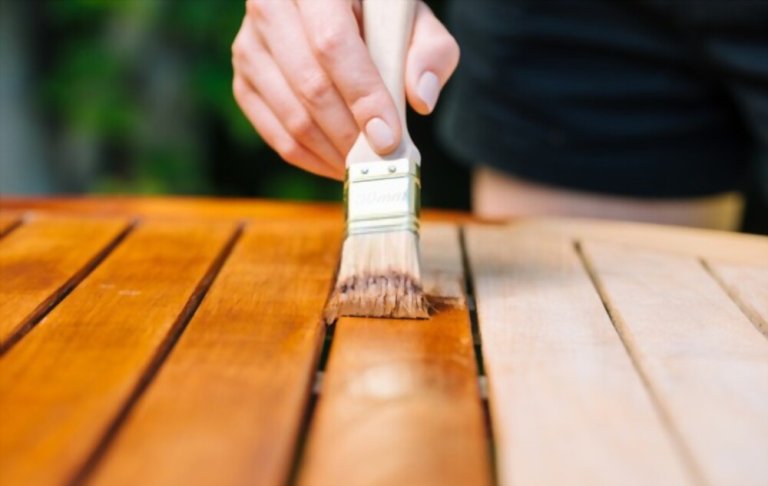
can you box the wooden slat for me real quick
[519,218,768,265]
[299,224,491,486]
[581,240,768,486]
[87,221,342,486]
[465,225,692,486]
[0,212,22,236]
[0,220,237,486]
[705,260,768,338]
[0,216,130,350]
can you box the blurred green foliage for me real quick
[35,0,467,207]
[40,0,340,199]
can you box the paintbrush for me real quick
[325,0,428,321]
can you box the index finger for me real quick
[297,0,402,154]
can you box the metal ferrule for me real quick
[344,158,421,236]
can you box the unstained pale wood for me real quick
[581,240,768,486]
[87,221,342,486]
[0,216,129,350]
[705,260,768,338]
[465,224,692,486]
[0,220,237,486]
[521,218,768,265]
[299,224,491,486]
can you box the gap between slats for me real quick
[574,241,709,486]
[0,214,24,238]
[700,259,768,340]
[0,220,136,356]
[285,322,336,486]
[71,223,244,485]
[459,226,498,485]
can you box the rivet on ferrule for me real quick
[344,158,421,236]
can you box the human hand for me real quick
[232,0,460,179]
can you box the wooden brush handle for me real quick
[346,0,420,166]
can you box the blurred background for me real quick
[0,0,764,232]
[0,0,469,208]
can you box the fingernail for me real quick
[417,71,440,113]
[365,117,395,152]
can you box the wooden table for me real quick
[1,197,766,486]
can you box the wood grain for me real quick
[0,216,130,351]
[520,218,768,265]
[465,224,692,486]
[0,220,237,486]
[1,198,766,486]
[87,221,342,486]
[705,260,768,338]
[581,240,768,486]
[299,224,491,486]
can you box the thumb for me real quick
[405,2,460,116]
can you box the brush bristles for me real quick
[325,230,428,322]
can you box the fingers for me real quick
[297,0,402,154]
[232,0,459,179]
[233,76,344,180]
[247,0,361,156]
[232,18,345,172]
[405,2,460,115]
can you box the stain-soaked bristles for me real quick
[325,230,428,322]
